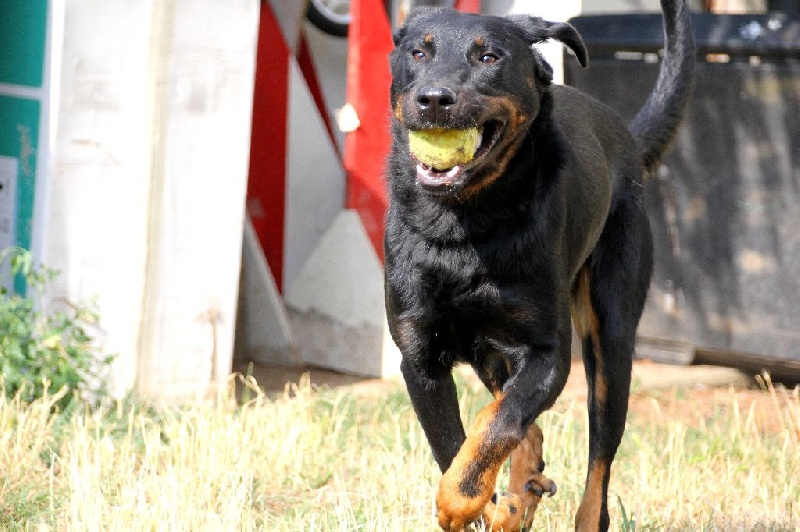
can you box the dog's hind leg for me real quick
[571,200,653,531]
[481,422,557,531]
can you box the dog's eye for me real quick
[412,50,426,61]
[479,53,500,64]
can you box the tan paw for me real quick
[482,491,527,531]
[436,466,494,531]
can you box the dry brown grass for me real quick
[1,371,798,531]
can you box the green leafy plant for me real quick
[0,247,113,409]
[617,495,636,532]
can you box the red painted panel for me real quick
[344,0,481,262]
[344,0,393,262]
[455,0,481,13]
[247,4,290,291]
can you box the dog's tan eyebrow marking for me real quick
[424,34,433,44]
[475,36,485,47]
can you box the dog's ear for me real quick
[393,25,407,46]
[507,16,588,68]
[546,21,588,67]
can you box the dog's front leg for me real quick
[400,359,467,473]
[435,349,568,531]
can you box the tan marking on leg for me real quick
[571,267,607,407]
[575,460,608,532]
[571,266,593,339]
[482,423,556,531]
[437,398,519,531]
[572,267,611,532]
[507,424,544,496]
[588,319,607,406]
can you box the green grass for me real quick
[1,373,798,531]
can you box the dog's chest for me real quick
[394,231,543,340]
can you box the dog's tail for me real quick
[629,0,695,175]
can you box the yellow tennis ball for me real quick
[408,128,480,170]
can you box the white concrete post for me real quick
[47,0,260,400]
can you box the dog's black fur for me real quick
[384,1,694,530]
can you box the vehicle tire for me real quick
[306,0,351,38]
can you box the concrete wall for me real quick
[46,0,259,400]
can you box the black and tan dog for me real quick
[383,0,694,530]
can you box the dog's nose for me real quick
[416,86,457,120]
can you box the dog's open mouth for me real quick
[412,120,505,190]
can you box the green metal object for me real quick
[0,0,47,294]
[0,0,48,88]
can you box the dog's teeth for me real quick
[475,132,483,154]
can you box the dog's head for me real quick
[389,9,587,197]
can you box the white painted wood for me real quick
[47,0,157,396]
[137,0,259,399]
[46,0,259,400]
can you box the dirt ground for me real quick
[234,357,799,435]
